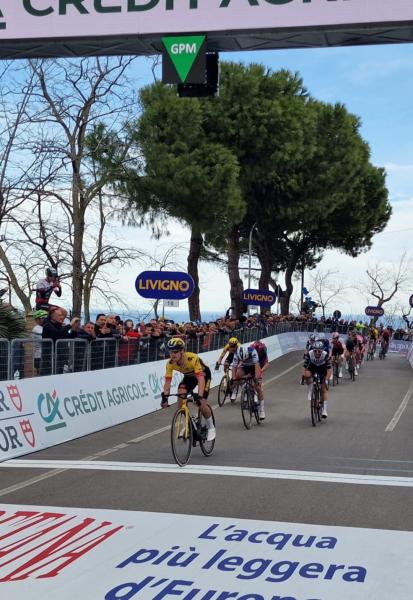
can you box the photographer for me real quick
[35,267,62,311]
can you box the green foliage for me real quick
[0,304,27,340]
[124,82,245,233]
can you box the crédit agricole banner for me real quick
[0,1,413,41]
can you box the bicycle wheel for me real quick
[171,408,193,467]
[253,393,261,425]
[218,375,228,407]
[310,386,319,427]
[332,362,339,386]
[348,361,355,381]
[199,406,216,457]
[241,386,253,430]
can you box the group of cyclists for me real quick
[160,335,269,441]
[302,324,392,419]
[159,322,391,442]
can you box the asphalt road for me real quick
[1,350,413,531]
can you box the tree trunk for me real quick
[187,227,203,321]
[227,225,244,318]
[282,261,296,316]
[258,251,271,314]
[83,285,91,323]
[71,186,85,316]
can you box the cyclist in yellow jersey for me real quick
[215,336,240,401]
[161,337,215,441]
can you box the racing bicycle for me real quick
[168,392,215,467]
[217,365,235,406]
[379,339,388,360]
[366,338,376,361]
[310,373,324,426]
[236,376,261,430]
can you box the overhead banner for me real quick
[1,505,413,599]
[135,270,194,300]
[1,1,413,41]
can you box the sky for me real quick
[41,43,413,321]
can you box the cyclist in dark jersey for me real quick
[35,267,62,311]
[303,341,332,418]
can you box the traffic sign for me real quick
[365,306,385,317]
[162,35,206,84]
[409,294,413,308]
[333,310,342,319]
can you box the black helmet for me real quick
[167,337,185,352]
[46,267,58,278]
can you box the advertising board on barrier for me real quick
[1,1,413,42]
[1,504,412,599]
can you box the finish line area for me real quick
[1,351,413,599]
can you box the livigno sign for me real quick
[242,288,276,307]
[1,1,413,41]
[135,270,194,300]
[365,306,385,318]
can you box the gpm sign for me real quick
[135,271,194,300]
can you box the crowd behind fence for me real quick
[2,320,410,382]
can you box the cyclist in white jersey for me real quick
[302,340,332,418]
[232,345,265,420]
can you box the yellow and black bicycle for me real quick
[168,392,216,467]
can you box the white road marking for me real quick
[385,379,413,431]
[3,459,413,488]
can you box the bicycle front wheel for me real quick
[241,387,252,430]
[199,406,216,457]
[218,375,228,407]
[171,408,192,467]
[311,387,319,427]
[253,393,261,425]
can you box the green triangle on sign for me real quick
[162,36,206,83]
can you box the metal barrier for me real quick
[0,321,352,380]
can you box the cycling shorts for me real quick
[306,364,328,381]
[332,346,344,357]
[237,365,255,378]
[179,366,211,400]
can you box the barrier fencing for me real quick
[0,321,355,381]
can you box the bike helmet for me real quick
[313,341,324,351]
[46,267,58,278]
[309,334,316,342]
[332,332,339,339]
[228,337,239,346]
[167,337,185,352]
[252,340,265,353]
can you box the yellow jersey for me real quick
[165,352,205,379]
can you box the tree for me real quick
[362,252,412,322]
[112,82,244,321]
[0,303,26,339]
[309,269,347,319]
[0,57,150,317]
[27,57,136,315]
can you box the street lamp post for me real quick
[247,222,258,315]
